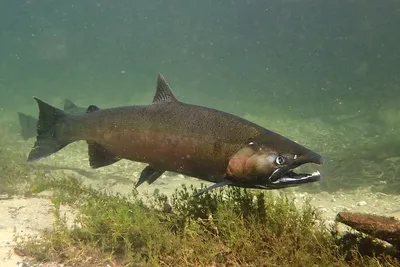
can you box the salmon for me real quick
[27,74,324,195]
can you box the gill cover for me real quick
[227,141,287,183]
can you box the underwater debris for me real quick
[336,211,400,250]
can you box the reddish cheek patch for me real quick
[227,155,246,177]
[243,155,259,175]
[227,147,255,178]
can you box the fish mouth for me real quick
[259,151,324,189]
[227,169,321,190]
[194,163,322,196]
[266,169,321,189]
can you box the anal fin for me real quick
[135,165,165,188]
[87,141,120,168]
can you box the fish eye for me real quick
[248,141,257,147]
[275,156,285,165]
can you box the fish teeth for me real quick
[311,170,320,176]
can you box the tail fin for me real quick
[17,112,38,140]
[27,97,73,162]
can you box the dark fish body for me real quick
[61,102,271,182]
[27,74,324,195]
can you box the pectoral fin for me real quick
[135,165,165,188]
[192,180,233,197]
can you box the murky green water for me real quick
[0,0,399,196]
[1,1,400,265]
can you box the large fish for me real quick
[27,74,324,195]
[18,99,86,140]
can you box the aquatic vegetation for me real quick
[14,176,399,266]
[0,149,44,197]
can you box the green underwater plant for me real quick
[0,149,44,196]
[13,175,400,267]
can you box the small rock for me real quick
[0,193,9,200]
[318,207,328,213]
[356,201,367,206]
[14,247,26,256]
[163,202,173,213]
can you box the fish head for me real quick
[227,136,324,189]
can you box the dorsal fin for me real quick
[86,105,100,113]
[152,73,178,103]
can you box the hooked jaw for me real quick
[226,169,322,191]
[265,170,322,189]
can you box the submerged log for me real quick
[336,212,400,249]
